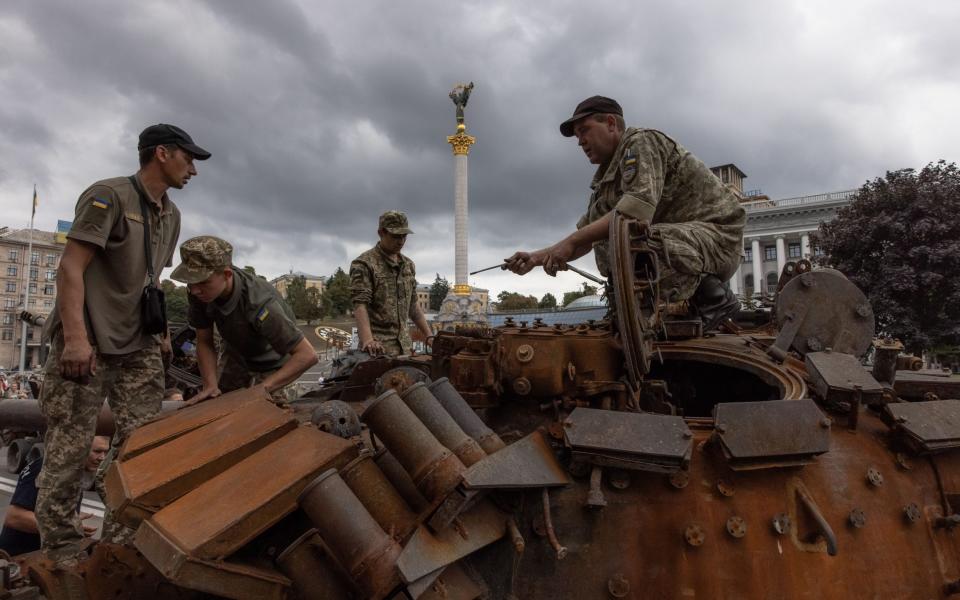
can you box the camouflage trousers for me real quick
[377,338,406,357]
[218,352,291,404]
[646,222,742,302]
[36,333,163,561]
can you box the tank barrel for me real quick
[0,399,182,435]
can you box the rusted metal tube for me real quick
[797,488,838,556]
[427,377,505,455]
[341,449,418,540]
[373,449,429,512]
[542,488,567,560]
[275,529,355,600]
[298,469,401,600]
[361,389,465,502]
[401,382,486,467]
[507,517,525,554]
[0,399,181,435]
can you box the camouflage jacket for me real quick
[350,244,417,354]
[577,127,746,276]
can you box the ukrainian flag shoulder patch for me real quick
[256,307,270,322]
[91,197,112,209]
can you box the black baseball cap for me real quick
[138,124,211,160]
[559,96,623,137]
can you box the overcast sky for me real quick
[1,0,957,301]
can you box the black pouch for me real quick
[141,285,167,335]
[129,175,168,336]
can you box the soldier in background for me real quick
[505,96,745,330]
[36,124,209,565]
[350,211,433,356]
[171,236,318,405]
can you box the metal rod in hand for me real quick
[470,262,605,285]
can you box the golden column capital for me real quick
[447,127,476,156]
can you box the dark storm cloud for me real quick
[1,0,957,298]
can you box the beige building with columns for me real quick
[270,271,326,299]
[0,227,64,370]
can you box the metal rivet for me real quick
[516,344,535,363]
[849,508,867,528]
[820,417,832,428]
[609,470,631,490]
[895,453,912,470]
[904,503,921,524]
[866,467,884,487]
[684,524,706,547]
[682,430,693,439]
[772,513,792,535]
[669,471,690,489]
[726,516,747,539]
[717,479,735,497]
[607,573,630,599]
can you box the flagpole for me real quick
[18,185,37,375]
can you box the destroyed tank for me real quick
[5,213,960,599]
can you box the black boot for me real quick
[691,275,739,332]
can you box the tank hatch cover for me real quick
[714,399,831,470]
[885,400,960,454]
[806,351,885,405]
[563,407,692,473]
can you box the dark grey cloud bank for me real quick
[1,0,957,298]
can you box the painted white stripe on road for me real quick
[1,475,105,518]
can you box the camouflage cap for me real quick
[170,236,233,284]
[379,210,413,235]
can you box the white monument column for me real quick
[775,236,787,279]
[801,233,811,258]
[447,124,475,295]
[751,239,762,297]
[728,266,740,296]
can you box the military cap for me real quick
[138,123,211,160]
[170,236,233,284]
[559,96,623,137]
[379,211,413,235]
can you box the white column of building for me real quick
[453,153,468,290]
[751,239,762,298]
[775,236,786,279]
[728,266,740,296]
[801,233,811,258]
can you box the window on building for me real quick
[6,266,15,277]
[26,329,34,340]
[1,330,12,341]
[4,299,15,308]
[7,249,17,262]
[788,243,801,258]
[744,274,754,297]
[764,246,777,261]
[766,272,779,294]
[45,270,56,281]
[743,247,752,262]
[28,283,37,294]
[29,267,38,280]
[814,246,825,257]
[44,299,53,308]
[2,313,12,325]
[46,254,56,266]
[5,282,15,293]
[44,284,54,295]
[30,251,40,265]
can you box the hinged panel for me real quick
[563,407,691,472]
[886,400,960,453]
[714,399,830,470]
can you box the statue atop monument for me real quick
[449,82,474,126]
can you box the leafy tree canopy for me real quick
[815,161,960,354]
[496,291,538,311]
[562,282,598,307]
[538,293,558,309]
[321,267,352,317]
[285,275,323,324]
[429,274,450,311]
[161,279,189,324]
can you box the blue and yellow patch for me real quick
[256,307,270,322]
[91,197,112,209]
[622,149,638,182]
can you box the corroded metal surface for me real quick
[713,399,831,470]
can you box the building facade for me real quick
[730,190,856,297]
[417,283,489,314]
[270,271,326,299]
[0,227,64,370]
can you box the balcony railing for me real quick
[742,189,858,211]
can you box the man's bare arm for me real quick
[353,304,383,355]
[260,338,319,392]
[187,327,221,404]
[409,303,433,346]
[57,240,98,381]
[4,505,38,534]
[505,212,613,276]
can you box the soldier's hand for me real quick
[184,386,221,407]
[160,336,173,367]
[79,512,98,537]
[361,339,385,356]
[61,337,96,383]
[504,251,545,275]
[543,241,575,277]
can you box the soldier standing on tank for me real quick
[505,96,745,330]
[171,236,318,405]
[350,211,433,356]
[36,124,210,566]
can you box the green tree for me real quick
[242,265,267,281]
[538,293,558,309]
[429,274,450,311]
[496,291,538,311]
[285,275,323,324]
[321,268,353,317]
[814,161,960,354]
[562,282,598,307]
[161,279,189,324]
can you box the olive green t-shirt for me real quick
[187,268,304,372]
[45,175,181,355]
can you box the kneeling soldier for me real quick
[171,236,318,404]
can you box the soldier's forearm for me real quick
[195,333,219,388]
[4,505,38,534]
[354,304,374,344]
[261,339,318,392]
[564,212,612,255]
